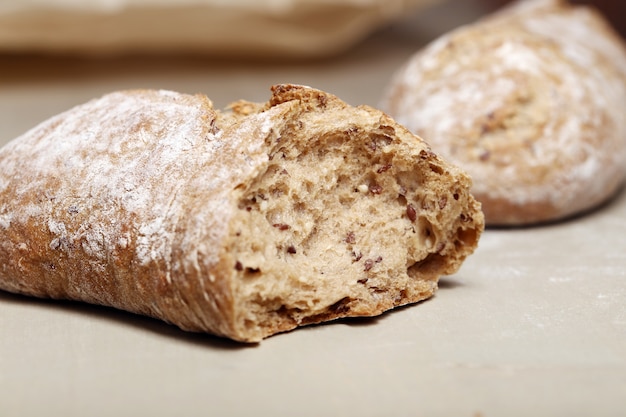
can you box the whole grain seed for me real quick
[377,164,392,173]
[407,203,417,222]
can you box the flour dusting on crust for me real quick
[0,90,279,282]
[0,85,484,341]
[381,0,626,224]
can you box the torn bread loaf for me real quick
[381,0,626,225]
[0,85,483,342]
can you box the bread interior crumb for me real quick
[226,114,479,339]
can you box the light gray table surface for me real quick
[1,2,625,416]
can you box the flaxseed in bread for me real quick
[381,0,626,225]
[0,85,483,342]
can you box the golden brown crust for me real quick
[381,0,626,226]
[0,85,483,342]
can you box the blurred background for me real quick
[0,0,624,143]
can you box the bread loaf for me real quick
[381,0,626,225]
[0,0,442,58]
[0,85,483,342]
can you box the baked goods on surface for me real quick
[381,0,626,226]
[0,85,483,342]
[0,0,442,58]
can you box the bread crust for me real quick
[0,85,483,342]
[381,0,626,225]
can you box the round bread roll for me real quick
[381,0,626,225]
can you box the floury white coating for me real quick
[381,0,626,224]
[0,90,277,270]
[0,85,484,341]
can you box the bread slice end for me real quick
[221,85,484,342]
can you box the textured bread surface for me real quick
[381,0,626,226]
[0,85,483,342]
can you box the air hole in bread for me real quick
[0,86,483,343]
[228,119,478,336]
[408,253,445,276]
[456,227,479,248]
